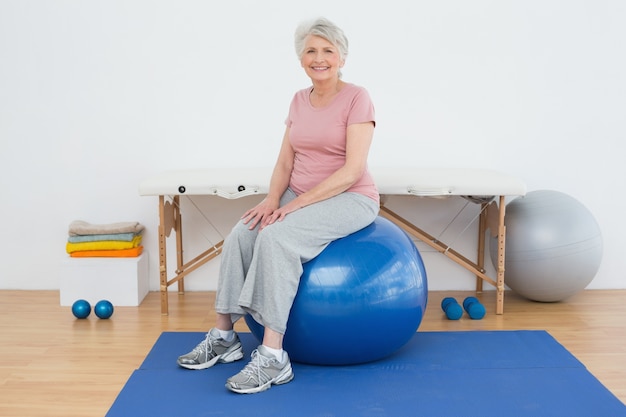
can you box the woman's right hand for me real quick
[241,197,279,230]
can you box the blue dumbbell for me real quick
[463,296,486,320]
[441,297,463,320]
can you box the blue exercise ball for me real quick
[490,190,603,302]
[72,299,91,319]
[245,216,428,365]
[94,300,114,319]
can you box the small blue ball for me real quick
[94,300,114,319]
[463,296,480,311]
[463,297,486,319]
[72,299,91,319]
[446,303,463,320]
[441,297,462,320]
[468,303,486,320]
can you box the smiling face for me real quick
[300,35,345,82]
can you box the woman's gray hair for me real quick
[294,17,349,61]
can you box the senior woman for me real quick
[177,17,379,394]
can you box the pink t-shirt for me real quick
[285,83,379,204]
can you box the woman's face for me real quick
[300,35,344,82]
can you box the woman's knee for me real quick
[226,220,258,244]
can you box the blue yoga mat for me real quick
[106,331,626,417]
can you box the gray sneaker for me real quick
[177,328,244,370]
[225,345,294,394]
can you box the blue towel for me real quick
[67,232,139,243]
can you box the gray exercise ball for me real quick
[489,190,603,302]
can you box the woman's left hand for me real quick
[260,200,300,230]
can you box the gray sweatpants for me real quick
[215,188,379,334]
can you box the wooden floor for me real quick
[1,289,625,416]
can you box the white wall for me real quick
[1,0,624,292]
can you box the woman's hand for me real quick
[241,198,279,230]
[262,199,301,229]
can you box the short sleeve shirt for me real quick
[285,83,379,203]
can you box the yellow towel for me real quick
[69,246,144,258]
[66,235,142,254]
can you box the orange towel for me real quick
[69,246,144,258]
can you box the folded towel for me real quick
[68,220,144,236]
[69,246,144,258]
[66,235,142,253]
[67,232,140,243]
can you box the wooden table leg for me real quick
[495,195,506,314]
[156,195,221,315]
[476,202,488,293]
[174,196,184,295]
[158,196,169,315]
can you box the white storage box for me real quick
[60,252,149,306]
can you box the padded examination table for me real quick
[139,167,526,315]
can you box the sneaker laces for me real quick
[191,332,218,362]
[240,349,272,384]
